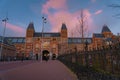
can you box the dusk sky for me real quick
[0,0,120,37]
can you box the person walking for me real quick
[21,53,24,62]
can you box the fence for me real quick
[58,46,120,80]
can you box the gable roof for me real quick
[61,23,67,30]
[27,22,34,30]
[102,25,111,33]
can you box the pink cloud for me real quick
[91,0,96,3]
[49,12,78,33]
[94,10,103,15]
[42,0,96,37]
[42,0,67,14]
[2,22,25,36]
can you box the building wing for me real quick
[34,32,60,37]
[68,38,92,44]
[5,37,25,44]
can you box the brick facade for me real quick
[1,23,118,59]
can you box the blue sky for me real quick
[0,0,120,37]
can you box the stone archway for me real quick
[42,50,49,60]
[52,54,56,60]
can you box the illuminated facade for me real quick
[1,22,117,59]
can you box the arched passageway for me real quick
[52,54,56,60]
[42,50,49,60]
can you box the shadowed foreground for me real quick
[0,60,77,80]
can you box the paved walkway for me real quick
[0,60,78,80]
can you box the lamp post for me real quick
[109,40,114,73]
[74,46,77,63]
[85,40,88,67]
[102,45,106,70]
[41,16,46,62]
[0,18,8,61]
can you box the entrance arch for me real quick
[42,50,49,60]
[52,54,56,60]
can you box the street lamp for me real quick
[0,17,8,61]
[74,46,78,63]
[85,40,88,67]
[85,40,88,51]
[41,16,46,62]
[108,40,114,73]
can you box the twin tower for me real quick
[25,22,68,57]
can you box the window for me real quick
[8,38,12,42]
[87,39,92,43]
[78,39,81,43]
[68,39,72,43]
[23,39,25,43]
[17,39,23,42]
[12,39,18,43]
[44,34,51,37]
[0,37,2,41]
[73,39,77,43]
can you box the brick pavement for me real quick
[0,60,78,80]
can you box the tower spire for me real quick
[101,24,111,33]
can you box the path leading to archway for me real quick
[0,60,78,80]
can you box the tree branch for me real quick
[108,4,120,8]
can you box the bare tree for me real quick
[76,10,89,38]
[68,10,90,51]
[68,10,90,38]
[69,28,76,37]
[109,4,120,18]
[76,10,89,51]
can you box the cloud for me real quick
[42,0,96,37]
[48,11,78,31]
[42,0,67,14]
[91,0,96,3]
[94,10,103,15]
[1,22,25,36]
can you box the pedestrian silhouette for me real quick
[36,53,38,60]
[21,53,24,62]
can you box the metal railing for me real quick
[58,44,120,80]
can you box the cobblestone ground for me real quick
[0,60,78,80]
